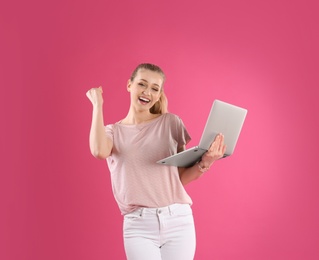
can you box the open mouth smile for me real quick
[138,97,151,104]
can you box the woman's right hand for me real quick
[86,86,104,107]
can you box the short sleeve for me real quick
[104,124,114,141]
[175,116,191,149]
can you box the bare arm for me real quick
[86,87,113,160]
[178,134,226,185]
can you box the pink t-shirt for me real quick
[105,113,193,215]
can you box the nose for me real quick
[143,88,151,95]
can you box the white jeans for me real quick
[123,203,196,260]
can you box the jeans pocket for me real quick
[123,210,144,236]
[173,204,192,216]
[124,209,143,223]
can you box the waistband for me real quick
[126,203,191,217]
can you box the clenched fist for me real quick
[86,86,104,107]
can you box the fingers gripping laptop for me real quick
[156,100,248,167]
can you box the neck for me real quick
[122,107,158,125]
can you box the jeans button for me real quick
[158,210,162,214]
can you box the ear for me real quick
[127,79,131,92]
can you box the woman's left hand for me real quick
[200,134,227,168]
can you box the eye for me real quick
[152,88,159,92]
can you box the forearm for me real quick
[178,134,226,185]
[178,161,213,185]
[89,105,112,159]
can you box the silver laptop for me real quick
[156,100,248,167]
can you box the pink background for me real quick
[1,0,319,259]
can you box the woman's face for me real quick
[127,69,163,111]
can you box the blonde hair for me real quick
[130,63,168,114]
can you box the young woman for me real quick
[86,63,226,260]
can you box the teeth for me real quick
[139,97,150,102]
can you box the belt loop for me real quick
[139,208,144,217]
[168,205,173,216]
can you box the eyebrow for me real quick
[140,79,160,88]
